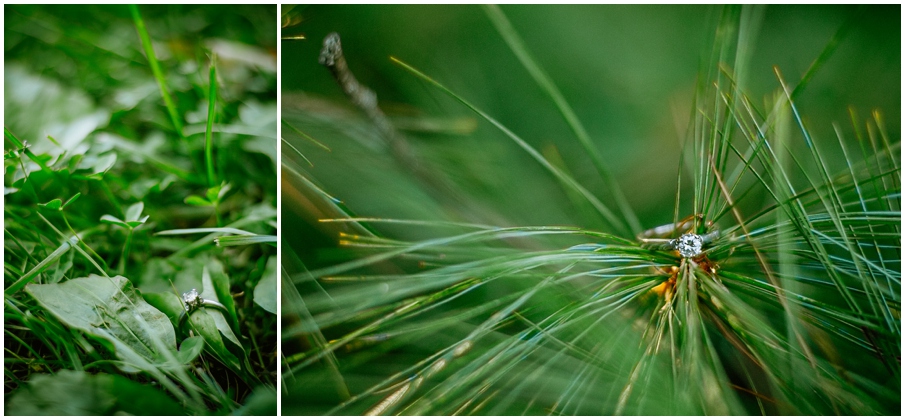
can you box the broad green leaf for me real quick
[38,198,63,211]
[125,201,144,222]
[206,184,222,203]
[177,336,205,364]
[244,136,278,166]
[126,215,149,228]
[25,275,177,369]
[100,214,129,228]
[4,65,110,161]
[143,291,185,326]
[6,370,184,416]
[144,283,242,375]
[67,153,83,171]
[92,152,117,174]
[187,307,243,375]
[206,258,240,332]
[184,195,211,206]
[253,255,277,314]
[7,370,114,416]
[201,265,241,349]
[232,386,277,416]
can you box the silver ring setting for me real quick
[637,218,719,259]
[182,288,204,312]
[665,231,720,258]
[177,288,229,331]
[670,233,704,258]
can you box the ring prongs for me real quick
[178,288,230,336]
[182,288,203,311]
[637,217,719,259]
[671,233,704,258]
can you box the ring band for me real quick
[640,230,720,257]
[177,288,229,332]
[666,231,720,258]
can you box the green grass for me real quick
[4,5,277,415]
[280,4,899,415]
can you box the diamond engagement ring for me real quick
[660,231,719,258]
[177,288,229,331]
[637,217,719,259]
[670,233,705,258]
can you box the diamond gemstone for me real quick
[182,288,202,310]
[674,233,704,258]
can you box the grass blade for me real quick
[215,235,277,247]
[482,5,641,234]
[5,234,79,296]
[205,54,218,187]
[390,57,628,236]
[129,4,184,138]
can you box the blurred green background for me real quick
[6,4,276,152]
[282,4,899,234]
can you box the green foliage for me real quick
[281,4,899,415]
[4,4,276,414]
[6,370,184,416]
[26,275,176,370]
[253,256,278,315]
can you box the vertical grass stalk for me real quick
[130,4,185,138]
[205,55,218,188]
[483,4,640,236]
